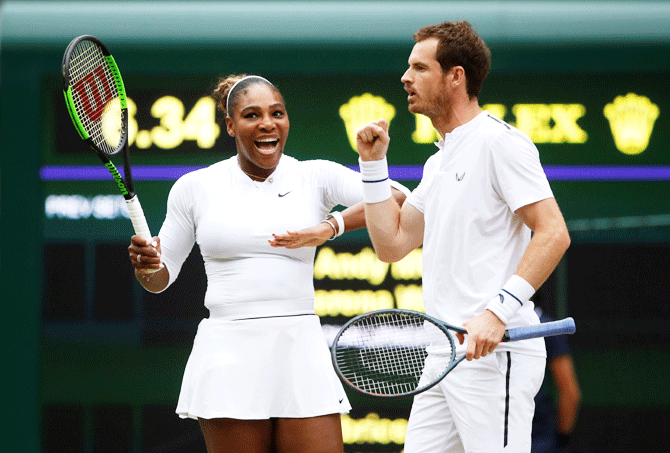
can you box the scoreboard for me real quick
[36,67,670,451]
[3,1,670,451]
[0,14,666,451]
[46,73,670,165]
[42,71,670,243]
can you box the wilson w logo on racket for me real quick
[331,309,575,399]
[62,35,159,271]
[69,63,120,122]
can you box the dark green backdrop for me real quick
[2,2,670,452]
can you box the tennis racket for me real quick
[331,309,575,399]
[62,35,156,261]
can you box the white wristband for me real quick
[359,157,392,203]
[328,211,345,238]
[321,219,337,240]
[485,274,536,324]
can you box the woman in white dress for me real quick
[127,74,407,453]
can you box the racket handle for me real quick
[503,317,576,342]
[126,195,162,274]
[125,195,152,240]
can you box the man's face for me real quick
[401,38,450,118]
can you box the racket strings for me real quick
[334,312,453,396]
[67,40,124,154]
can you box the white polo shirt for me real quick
[407,111,553,356]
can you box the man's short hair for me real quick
[414,20,491,99]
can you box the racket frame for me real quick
[62,35,154,245]
[331,308,576,399]
[331,309,465,399]
[62,35,136,199]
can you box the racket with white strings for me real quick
[62,35,158,269]
[331,309,575,399]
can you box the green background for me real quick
[3,1,670,452]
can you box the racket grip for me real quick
[126,195,162,274]
[125,195,153,241]
[504,317,576,342]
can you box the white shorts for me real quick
[404,351,545,453]
[176,314,351,420]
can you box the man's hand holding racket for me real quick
[331,309,575,399]
[456,310,508,361]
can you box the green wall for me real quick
[2,1,670,451]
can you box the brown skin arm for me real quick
[551,354,582,435]
[269,187,407,249]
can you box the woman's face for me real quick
[226,83,289,172]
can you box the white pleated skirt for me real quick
[176,314,351,420]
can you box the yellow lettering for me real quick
[183,96,221,148]
[315,289,394,317]
[411,113,441,144]
[390,248,422,280]
[314,247,337,280]
[340,414,355,444]
[394,284,424,312]
[135,130,152,149]
[341,413,408,445]
[512,103,587,144]
[151,96,185,149]
[550,104,587,143]
[127,97,138,146]
[512,104,553,142]
[314,247,389,285]
[482,103,507,120]
[389,418,408,445]
[100,98,123,148]
[126,95,220,150]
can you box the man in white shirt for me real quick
[356,20,571,453]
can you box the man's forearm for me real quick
[515,223,570,290]
[364,197,405,263]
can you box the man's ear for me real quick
[449,66,466,88]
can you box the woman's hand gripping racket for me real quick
[62,35,160,271]
[331,309,575,399]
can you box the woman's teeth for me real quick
[255,139,278,150]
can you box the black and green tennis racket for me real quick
[332,309,575,399]
[62,35,154,245]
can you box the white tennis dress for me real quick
[156,154,362,420]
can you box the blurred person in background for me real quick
[531,292,582,453]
